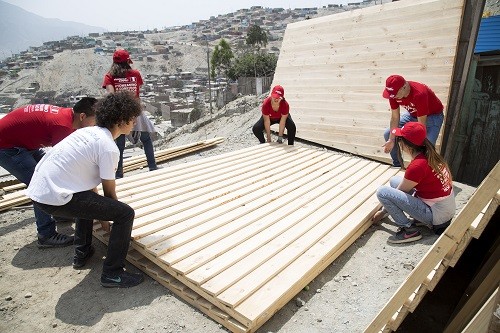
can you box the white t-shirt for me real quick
[27,126,119,206]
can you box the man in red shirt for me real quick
[252,85,296,145]
[0,97,97,247]
[382,75,444,167]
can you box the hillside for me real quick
[0,0,105,60]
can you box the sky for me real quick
[4,0,351,32]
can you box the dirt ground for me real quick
[0,98,476,333]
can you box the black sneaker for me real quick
[37,233,74,248]
[73,246,95,269]
[101,270,144,288]
[387,227,422,244]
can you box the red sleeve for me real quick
[102,74,113,89]
[261,97,271,116]
[413,92,429,117]
[280,100,290,115]
[404,158,428,184]
[135,71,144,86]
[389,98,399,110]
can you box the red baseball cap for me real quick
[382,75,406,98]
[271,85,284,99]
[391,122,427,146]
[113,49,133,64]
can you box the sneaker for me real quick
[37,233,74,248]
[387,227,422,244]
[73,246,95,269]
[101,270,144,288]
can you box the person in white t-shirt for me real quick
[27,91,144,288]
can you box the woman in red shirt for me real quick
[252,85,296,145]
[372,122,455,244]
[102,49,158,178]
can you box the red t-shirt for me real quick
[261,97,290,121]
[102,69,143,98]
[0,105,74,150]
[404,153,452,199]
[388,81,443,118]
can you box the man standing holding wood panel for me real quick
[382,75,444,167]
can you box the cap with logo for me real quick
[391,122,427,146]
[113,49,133,64]
[271,85,284,99]
[383,75,406,99]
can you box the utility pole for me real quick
[205,35,213,115]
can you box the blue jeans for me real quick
[376,176,433,228]
[383,112,444,166]
[115,132,157,178]
[33,190,134,275]
[0,147,56,237]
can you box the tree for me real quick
[227,52,277,80]
[246,25,268,48]
[210,39,234,79]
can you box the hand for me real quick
[277,136,283,144]
[99,220,112,233]
[371,208,388,224]
[382,140,395,153]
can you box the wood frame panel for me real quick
[95,144,401,332]
[272,0,465,163]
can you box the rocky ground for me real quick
[2,0,494,330]
[0,94,476,333]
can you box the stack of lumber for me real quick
[93,144,401,332]
[0,138,225,213]
[272,0,464,164]
[0,188,31,212]
[365,162,500,333]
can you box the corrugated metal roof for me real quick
[475,15,500,54]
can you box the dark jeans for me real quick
[0,147,56,237]
[252,115,296,145]
[33,190,135,275]
[115,132,157,178]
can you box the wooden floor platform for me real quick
[94,144,400,332]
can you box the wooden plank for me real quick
[123,146,295,211]
[235,167,397,327]
[179,158,360,281]
[93,223,249,333]
[272,0,464,161]
[461,287,498,333]
[152,156,352,267]
[444,259,500,333]
[130,148,323,237]
[405,284,429,313]
[115,144,273,197]
[471,192,499,238]
[200,161,385,300]
[365,162,500,332]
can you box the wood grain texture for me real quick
[272,0,464,162]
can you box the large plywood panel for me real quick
[272,0,464,163]
[95,144,401,332]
